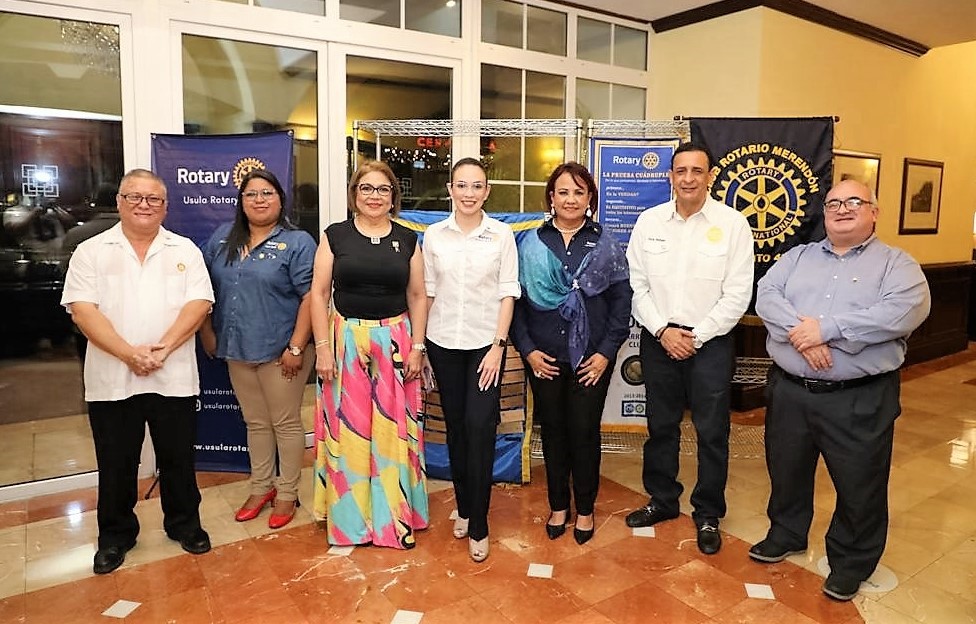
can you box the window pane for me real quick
[482,0,522,48]
[346,57,452,211]
[254,0,325,16]
[481,64,521,119]
[0,11,124,486]
[577,17,611,64]
[341,0,399,27]
[182,34,319,236]
[576,78,610,120]
[525,184,546,214]
[406,0,461,37]
[525,71,564,118]
[526,6,566,56]
[526,137,565,182]
[481,136,521,183]
[614,25,647,70]
[485,183,519,213]
[612,84,646,119]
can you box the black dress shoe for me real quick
[748,537,806,563]
[573,527,594,545]
[822,572,860,601]
[625,503,678,528]
[696,523,721,555]
[93,540,136,575]
[545,510,570,540]
[173,528,211,555]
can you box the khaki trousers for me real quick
[228,351,313,502]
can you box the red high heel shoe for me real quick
[234,488,277,522]
[268,499,300,529]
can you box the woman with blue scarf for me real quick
[510,162,632,545]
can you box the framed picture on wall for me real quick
[899,158,944,235]
[833,150,881,197]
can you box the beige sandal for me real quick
[453,516,469,539]
[469,536,489,562]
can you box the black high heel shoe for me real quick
[573,514,594,545]
[546,510,570,540]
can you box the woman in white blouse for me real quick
[423,157,520,563]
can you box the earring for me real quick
[585,208,592,218]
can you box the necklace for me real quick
[354,217,390,245]
[552,220,585,236]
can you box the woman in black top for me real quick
[308,160,429,549]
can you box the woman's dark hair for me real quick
[450,157,488,180]
[544,161,598,212]
[223,169,292,264]
[348,160,402,217]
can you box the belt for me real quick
[778,368,889,394]
[666,323,694,331]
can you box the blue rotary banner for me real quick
[152,131,294,471]
[588,138,679,249]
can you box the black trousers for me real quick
[639,329,734,526]
[426,341,502,541]
[526,360,613,516]
[764,367,899,581]
[88,393,203,549]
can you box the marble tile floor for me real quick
[0,345,975,623]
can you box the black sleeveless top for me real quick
[326,219,417,320]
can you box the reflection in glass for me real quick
[406,0,461,37]
[525,71,564,118]
[346,57,452,211]
[485,183,518,213]
[577,17,611,64]
[525,184,546,214]
[341,0,399,27]
[182,34,319,238]
[0,11,123,487]
[481,0,522,48]
[612,84,646,119]
[615,25,648,70]
[481,136,520,185]
[576,78,610,120]
[526,137,565,183]
[481,64,521,119]
[526,6,566,56]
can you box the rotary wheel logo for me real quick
[232,157,266,189]
[641,152,660,170]
[717,157,805,248]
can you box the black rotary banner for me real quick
[690,117,834,304]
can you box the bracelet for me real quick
[314,339,330,348]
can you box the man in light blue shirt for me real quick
[752,179,930,601]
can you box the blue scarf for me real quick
[519,224,629,367]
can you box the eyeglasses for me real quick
[357,183,393,197]
[242,189,277,201]
[120,193,165,207]
[824,197,874,212]
[450,182,487,192]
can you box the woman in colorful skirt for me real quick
[308,160,429,549]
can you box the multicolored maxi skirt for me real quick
[313,312,429,549]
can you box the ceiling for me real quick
[583,0,976,50]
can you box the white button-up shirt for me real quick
[627,197,754,343]
[424,212,520,349]
[61,223,214,402]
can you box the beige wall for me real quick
[651,7,976,264]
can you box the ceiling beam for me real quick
[651,0,929,57]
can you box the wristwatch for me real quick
[493,337,508,348]
[691,334,703,349]
[412,342,427,353]
[287,345,303,356]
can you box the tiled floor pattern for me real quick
[0,345,975,623]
